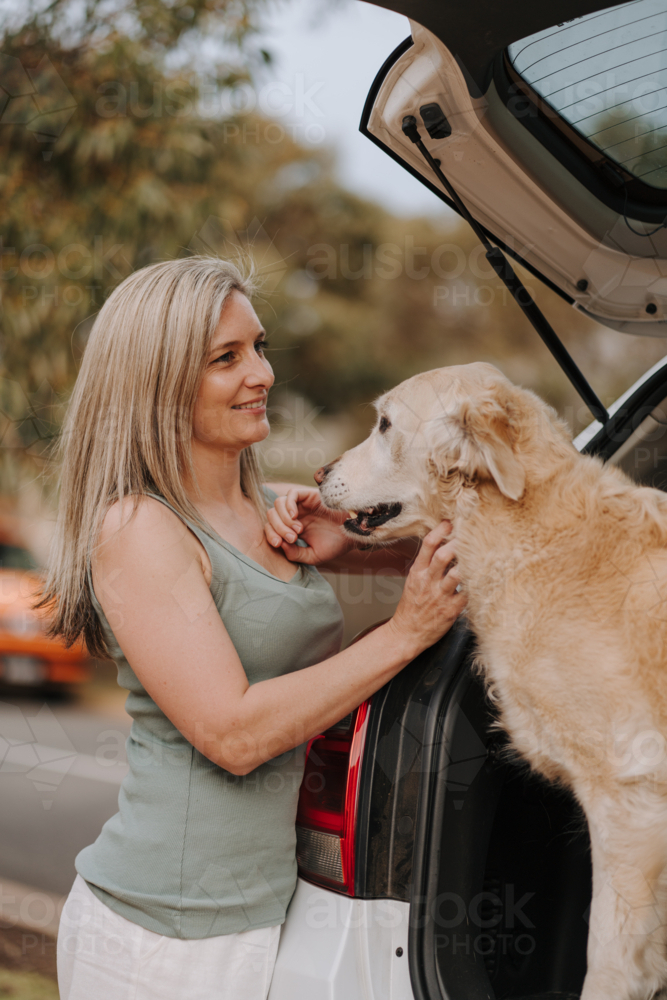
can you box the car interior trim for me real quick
[358,36,576,307]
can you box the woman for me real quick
[43,256,465,1000]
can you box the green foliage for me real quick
[0,0,304,483]
[0,0,269,397]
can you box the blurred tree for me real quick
[1,0,665,496]
[262,194,666,435]
[0,0,296,484]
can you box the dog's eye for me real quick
[379,416,391,434]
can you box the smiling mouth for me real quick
[343,502,403,536]
[232,399,266,410]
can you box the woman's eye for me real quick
[211,340,267,365]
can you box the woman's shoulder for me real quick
[99,495,200,557]
[96,495,212,586]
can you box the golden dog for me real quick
[317,362,667,1000]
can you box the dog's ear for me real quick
[432,390,525,501]
[457,392,525,500]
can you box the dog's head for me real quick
[316,363,540,541]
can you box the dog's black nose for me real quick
[314,456,341,485]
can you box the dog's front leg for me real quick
[581,791,667,1000]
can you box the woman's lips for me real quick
[232,398,266,411]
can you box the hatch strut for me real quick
[401,115,610,426]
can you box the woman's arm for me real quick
[93,497,465,777]
[265,483,419,574]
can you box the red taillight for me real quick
[296,701,370,895]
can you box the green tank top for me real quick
[76,491,344,938]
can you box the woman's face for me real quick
[192,290,274,452]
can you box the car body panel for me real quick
[361,7,667,332]
[354,622,474,901]
[364,0,628,97]
[575,351,667,455]
[268,879,413,1000]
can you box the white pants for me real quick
[57,875,281,1000]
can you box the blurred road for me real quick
[0,696,131,896]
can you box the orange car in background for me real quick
[0,538,90,690]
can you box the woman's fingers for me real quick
[412,520,453,571]
[266,487,335,548]
[266,506,299,546]
[430,539,457,575]
[441,566,464,599]
[264,524,283,548]
[282,489,298,521]
[279,540,318,564]
[285,487,323,515]
[266,492,311,547]
[265,486,351,553]
[389,518,466,655]
[275,494,301,526]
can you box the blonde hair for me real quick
[39,255,266,658]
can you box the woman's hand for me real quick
[387,520,466,657]
[265,487,353,565]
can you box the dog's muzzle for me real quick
[343,503,403,536]
[314,457,341,485]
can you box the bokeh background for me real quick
[3,0,667,543]
[0,2,667,993]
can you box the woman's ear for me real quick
[443,392,525,501]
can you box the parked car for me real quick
[0,535,90,691]
[268,1,667,997]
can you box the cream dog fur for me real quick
[317,362,667,1000]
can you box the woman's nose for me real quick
[245,353,274,388]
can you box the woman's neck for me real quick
[185,442,247,513]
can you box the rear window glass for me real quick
[508,0,667,188]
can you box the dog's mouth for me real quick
[343,502,403,536]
